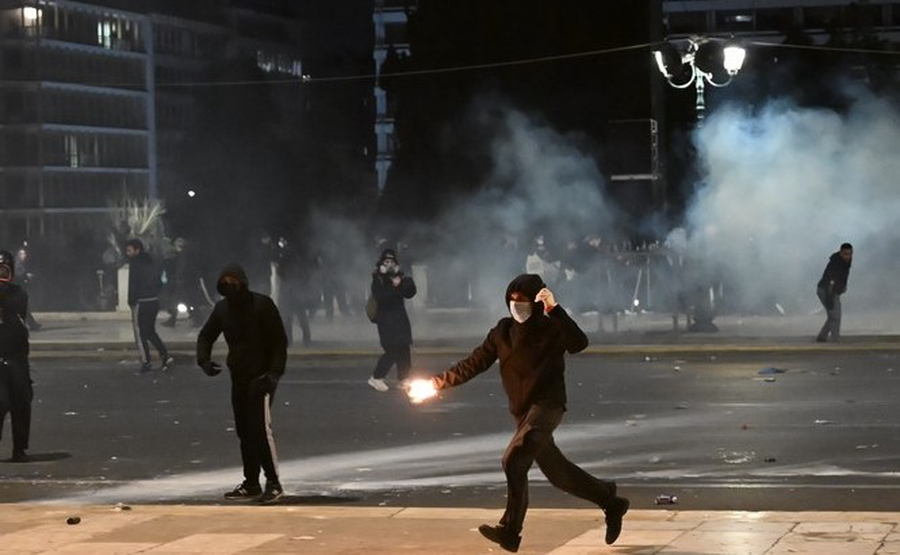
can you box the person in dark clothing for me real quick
[272,238,312,348]
[196,263,287,504]
[126,239,173,373]
[816,242,853,343]
[13,247,40,331]
[163,238,202,328]
[0,250,33,462]
[368,249,416,392]
[425,274,629,552]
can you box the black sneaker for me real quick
[139,363,153,374]
[10,450,30,463]
[224,482,262,500]
[604,496,630,545]
[161,356,175,372]
[258,482,284,505]
[478,524,520,553]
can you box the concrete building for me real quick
[0,0,303,309]
[372,0,413,195]
[663,0,900,42]
[0,0,155,243]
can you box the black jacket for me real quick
[817,252,851,295]
[0,283,29,358]
[433,274,588,418]
[128,251,162,306]
[372,271,416,347]
[196,264,287,381]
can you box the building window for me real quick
[716,10,754,32]
[65,135,80,167]
[667,11,707,34]
[756,8,795,32]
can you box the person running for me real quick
[196,263,287,504]
[424,274,629,552]
[125,239,173,373]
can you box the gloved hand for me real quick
[200,360,222,376]
[250,372,279,396]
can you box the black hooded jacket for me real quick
[371,268,416,347]
[433,274,588,418]
[817,252,851,295]
[0,282,29,358]
[128,251,161,306]
[196,264,287,381]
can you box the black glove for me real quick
[250,372,279,396]
[200,360,222,376]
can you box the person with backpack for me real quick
[367,249,416,392]
[126,239,173,373]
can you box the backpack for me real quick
[365,295,378,323]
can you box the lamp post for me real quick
[653,37,746,123]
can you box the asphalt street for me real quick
[3,350,900,512]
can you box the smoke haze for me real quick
[684,93,900,313]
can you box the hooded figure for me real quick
[125,239,172,373]
[196,263,288,504]
[816,243,853,343]
[0,249,32,462]
[428,274,629,551]
[367,249,416,392]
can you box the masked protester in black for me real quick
[428,274,629,552]
[816,243,853,343]
[197,264,287,504]
[0,250,32,462]
[367,249,416,392]
[125,239,172,373]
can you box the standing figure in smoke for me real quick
[125,239,173,373]
[196,264,287,504]
[424,274,629,552]
[816,242,853,343]
[0,250,33,462]
[13,247,40,331]
[367,249,416,392]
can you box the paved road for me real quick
[3,350,900,511]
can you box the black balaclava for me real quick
[217,263,250,302]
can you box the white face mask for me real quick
[509,300,532,323]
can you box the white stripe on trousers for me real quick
[131,305,148,365]
[263,393,279,477]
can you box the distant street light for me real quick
[187,189,196,198]
[653,37,746,122]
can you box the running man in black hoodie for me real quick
[816,242,853,343]
[197,264,288,504]
[426,274,629,552]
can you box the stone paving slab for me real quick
[1,505,900,555]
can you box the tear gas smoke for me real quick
[682,93,900,314]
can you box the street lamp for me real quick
[653,37,746,122]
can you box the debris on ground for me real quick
[758,367,788,375]
[66,516,81,525]
[655,494,678,505]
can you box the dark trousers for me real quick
[816,287,842,341]
[500,404,615,535]
[0,357,32,453]
[373,344,411,380]
[232,379,279,486]
[131,300,168,365]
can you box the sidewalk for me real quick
[28,308,900,356]
[1,504,899,554]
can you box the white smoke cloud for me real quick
[684,94,900,312]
